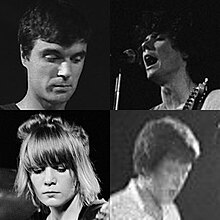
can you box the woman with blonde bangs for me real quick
[14,113,108,220]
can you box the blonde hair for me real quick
[14,113,100,208]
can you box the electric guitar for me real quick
[182,78,208,110]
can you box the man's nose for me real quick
[141,36,155,51]
[44,167,56,186]
[57,61,72,79]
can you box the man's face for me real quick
[142,33,186,82]
[151,158,192,204]
[22,39,87,105]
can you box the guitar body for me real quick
[182,78,208,110]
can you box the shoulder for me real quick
[80,199,108,220]
[202,89,220,110]
[109,187,152,220]
[0,103,20,110]
[150,103,164,110]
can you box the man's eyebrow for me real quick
[39,49,62,56]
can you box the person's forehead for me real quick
[32,39,87,54]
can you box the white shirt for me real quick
[110,179,181,220]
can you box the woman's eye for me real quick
[56,166,67,172]
[32,167,44,174]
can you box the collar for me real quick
[127,179,163,220]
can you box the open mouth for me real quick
[144,55,158,67]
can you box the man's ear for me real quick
[20,45,28,67]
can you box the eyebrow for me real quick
[39,49,62,57]
[39,49,87,58]
[70,51,87,59]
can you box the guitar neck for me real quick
[182,78,208,110]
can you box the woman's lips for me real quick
[43,191,59,194]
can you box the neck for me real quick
[17,93,66,110]
[135,177,162,219]
[158,68,196,110]
[47,194,82,220]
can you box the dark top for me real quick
[0,103,20,110]
[27,200,107,220]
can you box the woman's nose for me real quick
[44,167,57,185]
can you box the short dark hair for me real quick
[18,0,91,59]
[133,116,200,176]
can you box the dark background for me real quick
[111,110,220,220]
[110,0,220,109]
[0,0,109,110]
[0,110,110,219]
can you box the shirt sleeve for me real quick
[201,90,220,110]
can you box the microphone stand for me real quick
[112,48,139,110]
[113,68,122,110]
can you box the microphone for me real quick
[122,48,142,64]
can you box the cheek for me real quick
[72,63,84,77]
[30,175,43,194]
[157,173,173,190]
[158,44,179,65]
[29,63,58,80]
[61,177,76,195]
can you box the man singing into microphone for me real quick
[0,0,90,110]
[136,8,220,110]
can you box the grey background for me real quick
[111,110,220,220]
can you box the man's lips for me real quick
[51,84,72,92]
[53,84,72,87]
[144,54,158,67]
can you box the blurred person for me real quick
[110,116,200,219]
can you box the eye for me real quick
[32,167,45,174]
[71,56,84,64]
[44,55,61,62]
[55,165,67,173]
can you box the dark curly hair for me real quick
[18,0,91,59]
[134,7,207,83]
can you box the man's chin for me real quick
[146,69,166,85]
[46,91,74,104]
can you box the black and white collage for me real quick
[0,0,220,220]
